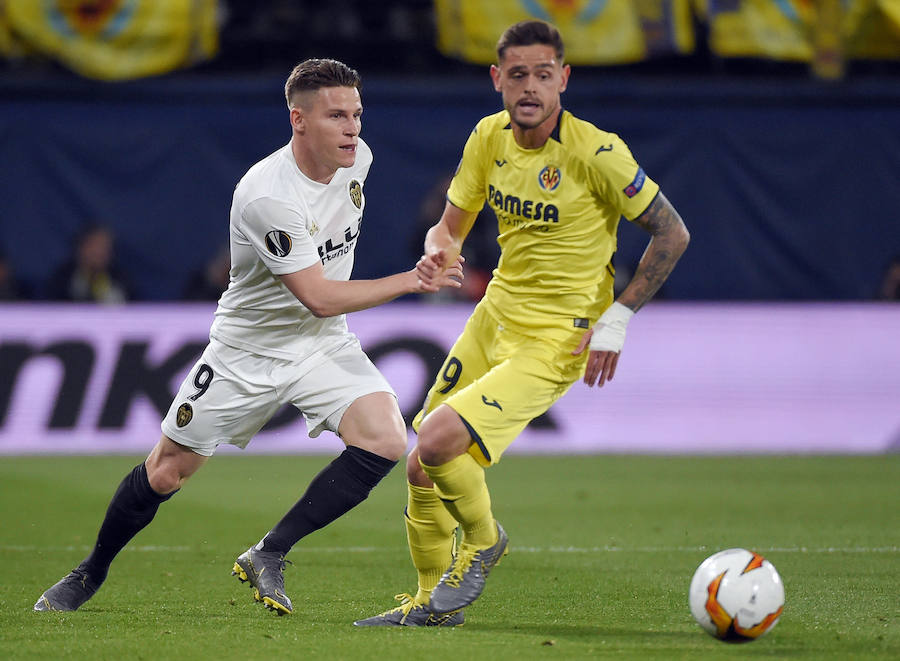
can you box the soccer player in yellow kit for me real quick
[356,19,690,626]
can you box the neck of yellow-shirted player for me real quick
[512,106,561,150]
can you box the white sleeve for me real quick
[240,197,321,275]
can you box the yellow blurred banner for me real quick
[704,0,900,61]
[434,0,696,64]
[851,0,900,58]
[1,0,218,80]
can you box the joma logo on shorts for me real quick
[481,395,502,411]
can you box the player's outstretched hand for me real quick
[415,254,465,293]
[572,328,621,387]
[572,302,634,387]
[415,249,445,289]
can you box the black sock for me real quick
[80,463,177,583]
[260,446,397,554]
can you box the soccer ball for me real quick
[688,548,784,643]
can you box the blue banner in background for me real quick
[0,75,898,301]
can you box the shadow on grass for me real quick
[471,621,699,641]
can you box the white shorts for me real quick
[161,336,396,456]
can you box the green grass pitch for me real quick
[1,454,898,660]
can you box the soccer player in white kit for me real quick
[33,59,464,616]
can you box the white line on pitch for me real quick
[3,544,898,554]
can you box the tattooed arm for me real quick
[574,191,689,387]
[618,191,690,312]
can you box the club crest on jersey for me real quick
[176,403,193,427]
[623,167,646,198]
[348,180,362,209]
[265,230,292,257]
[538,165,561,191]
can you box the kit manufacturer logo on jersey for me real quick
[176,403,193,427]
[623,167,646,198]
[348,180,362,209]
[265,230,292,257]
[538,165,561,191]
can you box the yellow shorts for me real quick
[412,302,587,466]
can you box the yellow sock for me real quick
[420,453,498,549]
[405,482,458,602]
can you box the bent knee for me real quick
[416,405,472,466]
[349,418,407,462]
[145,460,184,494]
[145,436,206,494]
[339,394,408,461]
[405,449,430,485]
[365,432,407,462]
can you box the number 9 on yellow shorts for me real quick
[413,304,585,466]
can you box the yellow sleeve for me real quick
[446,122,489,213]
[589,134,660,220]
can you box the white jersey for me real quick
[209,139,372,360]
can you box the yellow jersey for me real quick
[447,109,659,340]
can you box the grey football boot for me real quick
[232,547,293,615]
[354,593,464,627]
[34,565,103,612]
[428,521,508,614]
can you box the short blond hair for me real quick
[284,58,361,108]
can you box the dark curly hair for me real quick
[496,20,564,63]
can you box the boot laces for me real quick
[443,547,477,588]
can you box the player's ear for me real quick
[490,64,502,92]
[290,106,305,133]
[559,64,570,93]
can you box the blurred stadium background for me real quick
[0,0,898,456]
